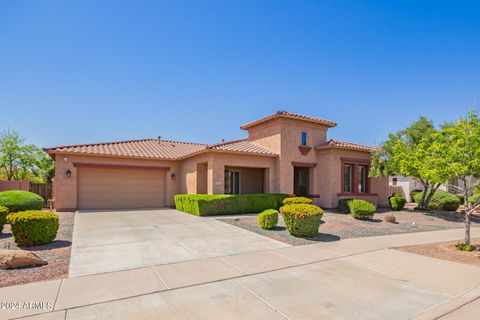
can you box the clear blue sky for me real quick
[1,0,479,148]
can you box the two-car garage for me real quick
[76,164,167,210]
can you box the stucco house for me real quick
[46,111,389,211]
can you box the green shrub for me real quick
[174,194,288,216]
[474,185,480,195]
[468,193,480,205]
[0,205,9,234]
[456,194,465,203]
[413,190,446,203]
[348,199,376,220]
[280,204,323,237]
[429,196,460,212]
[389,195,406,211]
[258,209,279,230]
[413,190,461,211]
[411,190,423,202]
[0,190,44,213]
[283,197,313,205]
[338,198,353,214]
[7,210,59,246]
[456,242,473,252]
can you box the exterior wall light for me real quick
[171,173,176,180]
[65,169,72,178]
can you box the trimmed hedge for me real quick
[258,209,279,230]
[413,190,460,211]
[280,204,323,237]
[174,194,288,216]
[389,195,406,211]
[0,205,9,234]
[338,198,353,214]
[7,210,59,246]
[0,190,44,213]
[348,199,376,220]
[283,197,313,205]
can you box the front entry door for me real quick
[225,169,240,194]
[294,167,309,196]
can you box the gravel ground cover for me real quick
[218,209,480,246]
[396,238,480,266]
[0,211,75,287]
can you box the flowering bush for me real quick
[7,210,59,246]
[280,204,323,237]
[257,209,279,230]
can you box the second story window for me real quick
[301,132,307,146]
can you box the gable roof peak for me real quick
[240,111,337,130]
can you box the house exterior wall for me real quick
[315,149,389,208]
[54,154,179,211]
[51,116,389,211]
[206,153,276,194]
[247,118,329,198]
[244,117,387,208]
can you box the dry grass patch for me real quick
[395,238,480,267]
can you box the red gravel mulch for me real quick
[395,238,480,267]
[0,211,75,288]
[219,209,480,246]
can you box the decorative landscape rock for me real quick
[384,214,396,223]
[0,249,47,269]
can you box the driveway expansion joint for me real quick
[233,278,290,320]
[151,266,170,290]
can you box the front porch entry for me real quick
[224,167,266,194]
[294,166,309,196]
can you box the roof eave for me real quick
[240,115,337,130]
[47,150,178,162]
[178,148,279,160]
[315,146,374,153]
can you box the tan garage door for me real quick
[77,166,166,210]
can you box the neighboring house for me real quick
[444,176,478,195]
[45,111,389,211]
[389,176,424,202]
[389,176,478,202]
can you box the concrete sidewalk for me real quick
[1,227,480,320]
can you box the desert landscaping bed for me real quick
[219,209,480,246]
[0,212,75,287]
[396,238,480,266]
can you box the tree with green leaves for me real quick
[0,130,54,182]
[370,117,450,209]
[429,110,480,245]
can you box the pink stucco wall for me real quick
[52,116,389,210]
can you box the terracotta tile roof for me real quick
[45,138,278,160]
[45,139,208,160]
[315,139,375,152]
[206,139,277,156]
[240,111,337,130]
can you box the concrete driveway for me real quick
[69,209,289,277]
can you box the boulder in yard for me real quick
[384,214,396,223]
[0,250,47,269]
